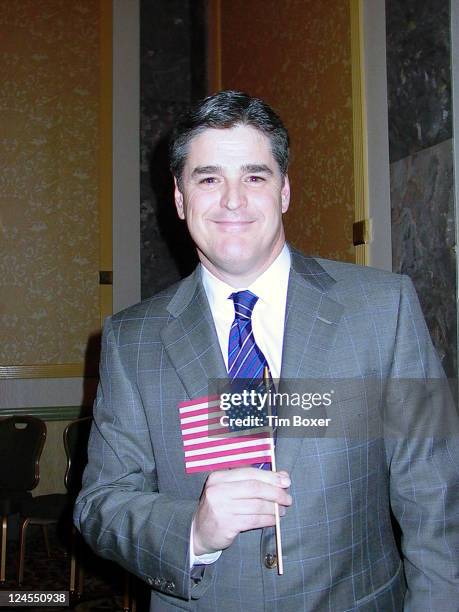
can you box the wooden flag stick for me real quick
[263,366,284,575]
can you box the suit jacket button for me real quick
[166,581,175,592]
[264,553,277,569]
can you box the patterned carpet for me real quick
[0,523,150,611]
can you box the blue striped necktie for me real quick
[228,290,274,469]
[228,290,269,381]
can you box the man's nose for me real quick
[221,183,246,210]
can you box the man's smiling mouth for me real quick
[211,220,256,233]
[210,219,256,226]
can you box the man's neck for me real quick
[199,242,287,289]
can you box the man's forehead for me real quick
[185,125,275,166]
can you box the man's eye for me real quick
[200,177,217,184]
[247,175,264,183]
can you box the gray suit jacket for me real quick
[74,247,459,611]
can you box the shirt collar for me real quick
[201,243,291,310]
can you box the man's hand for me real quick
[192,467,292,556]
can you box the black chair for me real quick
[17,488,69,584]
[63,416,92,596]
[16,416,135,610]
[17,416,93,587]
[17,428,69,584]
[0,416,46,583]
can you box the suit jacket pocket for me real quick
[151,590,194,611]
[354,561,404,609]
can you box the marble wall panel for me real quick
[140,0,206,299]
[387,0,456,378]
[386,0,452,162]
[391,139,456,377]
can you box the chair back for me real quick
[0,416,47,491]
[63,416,92,496]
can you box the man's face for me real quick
[174,125,290,284]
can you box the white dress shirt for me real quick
[189,243,291,567]
[201,243,291,379]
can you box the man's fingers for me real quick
[238,514,281,532]
[227,499,288,516]
[214,480,292,506]
[231,480,292,505]
[208,467,291,487]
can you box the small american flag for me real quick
[178,395,273,473]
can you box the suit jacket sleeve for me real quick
[386,275,459,611]
[73,317,214,602]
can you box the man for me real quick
[75,91,459,611]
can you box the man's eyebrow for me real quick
[190,163,274,178]
[241,164,273,175]
[191,165,223,177]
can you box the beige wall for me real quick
[0,0,103,367]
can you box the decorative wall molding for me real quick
[350,0,370,266]
[0,365,83,380]
[113,0,141,313]
[0,364,98,379]
[0,405,90,422]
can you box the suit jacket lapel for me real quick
[160,266,227,400]
[276,249,344,475]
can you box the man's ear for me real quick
[174,177,185,220]
[281,175,290,213]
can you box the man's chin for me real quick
[197,239,284,281]
[217,246,255,267]
[212,252,264,280]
